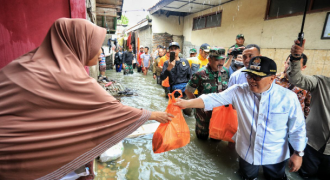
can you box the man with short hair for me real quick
[153,45,163,61]
[289,39,330,180]
[137,45,144,73]
[141,47,151,75]
[275,54,311,119]
[185,47,230,140]
[158,46,169,69]
[161,42,191,97]
[122,46,134,75]
[114,48,123,72]
[153,48,165,84]
[175,56,307,180]
[189,48,197,57]
[229,54,244,76]
[228,44,261,86]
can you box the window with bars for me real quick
[192,11,222,30]
[265,0,330,20]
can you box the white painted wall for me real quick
[150,14,184,35]
[183,0,330,50]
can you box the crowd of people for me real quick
[108,33,329,180]
[0,18,329,180]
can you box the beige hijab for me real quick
[0,18,151,180]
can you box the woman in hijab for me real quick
[0,18,173,180]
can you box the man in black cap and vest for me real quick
[161,42,192,97]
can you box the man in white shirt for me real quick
[228,44,260,86]
[175,56,306,180]
[141,47,151,75]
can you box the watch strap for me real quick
[294,151,304,157]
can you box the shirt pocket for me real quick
[178,62,190,72]
[267,112,289,131]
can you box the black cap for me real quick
[242,56,277,77]
[169,42,180,49]
[200,43,211,52]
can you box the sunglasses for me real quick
[245,73,270,81]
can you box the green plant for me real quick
[117,15,129,25]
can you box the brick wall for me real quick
[152,33,173,51]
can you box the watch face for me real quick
[299,152,304,156]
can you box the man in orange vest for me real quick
[159,47,170,96]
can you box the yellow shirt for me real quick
[188,54,208,68]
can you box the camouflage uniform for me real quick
[186,47,229,140]
[123,64,133,75]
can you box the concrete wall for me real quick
[151,14,184,35]
[182,0,330,76]
[137,25,153,54]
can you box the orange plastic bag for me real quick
[209,105,238,142]
[162,77,170,87]
[152,90,190,153]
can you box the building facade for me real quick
[145,0,330,76]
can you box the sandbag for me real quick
[99,141,124,162]
[209,105,238,142]
[152,90,190,153]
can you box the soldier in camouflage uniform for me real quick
[185,47,230,140]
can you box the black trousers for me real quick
[137,66,142,73]
[239,157,287,180]
[299,144,330,180]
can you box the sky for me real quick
[122,0,160,26]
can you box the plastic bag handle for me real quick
[167,89,183,102]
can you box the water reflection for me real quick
[94,69,306,180]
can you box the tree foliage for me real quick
[117,15,129,25]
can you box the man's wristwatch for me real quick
[294,151,304,157]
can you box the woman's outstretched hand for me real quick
[150,112,174,124]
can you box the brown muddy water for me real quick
[94,69,307,180]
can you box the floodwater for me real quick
[94,69,306,180]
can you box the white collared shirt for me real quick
[228,67,247,87]
[200,83,307,165]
